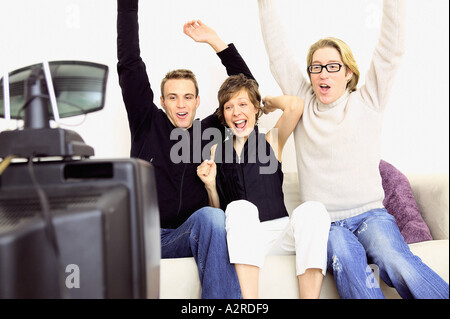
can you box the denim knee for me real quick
[327,226,366,272]
[192,207,226,232]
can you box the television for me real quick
[0,61,108,159]
[0,159,160,299]
[0,61,160,298]
[1,60,108,120]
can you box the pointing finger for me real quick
[210,144,217,161]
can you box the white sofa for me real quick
[159,172,449,299]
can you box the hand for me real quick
[183,20,227,52]
[262,95,279,114]
[183,19,214,43]
[262,95,304,114]
[196,144,218,188]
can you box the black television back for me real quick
[0,158,160,298]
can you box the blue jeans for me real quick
[160,207,242,299]
[327,208,449,299]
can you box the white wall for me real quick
[1,0,448,174]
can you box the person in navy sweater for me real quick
[117,0,255,298]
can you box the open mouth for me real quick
[176,112,188,119]
[234,119,247,131]
[319,84,331,93]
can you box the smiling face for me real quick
[160,79,200,129]
[223,89,258,138]
[310,47,353,105]
[217,74,263,138]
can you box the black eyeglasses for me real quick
[308,63,343,74]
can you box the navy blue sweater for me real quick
[117,0,255,228]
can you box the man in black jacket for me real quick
[117,0,255,298]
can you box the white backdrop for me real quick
[1,0,448,174]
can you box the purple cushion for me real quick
[380,160,432,244]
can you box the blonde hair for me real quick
[307,37,360,92]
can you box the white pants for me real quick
[225,200,330,276]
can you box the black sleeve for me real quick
[202,43,257,131]
[117,0,157,140]
[217,43,257,83]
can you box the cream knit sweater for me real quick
[258,0,406,221]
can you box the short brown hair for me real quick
[307,37,360,92]
[217,74,263,126]
[160,69,199,98]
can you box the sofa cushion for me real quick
[380,160,432,244]
[159,240,449,299]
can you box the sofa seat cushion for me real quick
[408,239,449,283]
[159,240,449,299]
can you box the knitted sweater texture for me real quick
[258,0,406,221]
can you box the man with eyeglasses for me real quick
[306,57,350,105]
[308,63,343,74]
[258,0,449,299]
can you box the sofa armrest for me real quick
[407,173,449,240]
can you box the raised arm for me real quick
[360,0,406,111]
[257,0,309,97]
[184,19,256,132]
[183,19,256,82]
[117,0,157,141]
[263,95,304,161]
[183,20,228,53]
